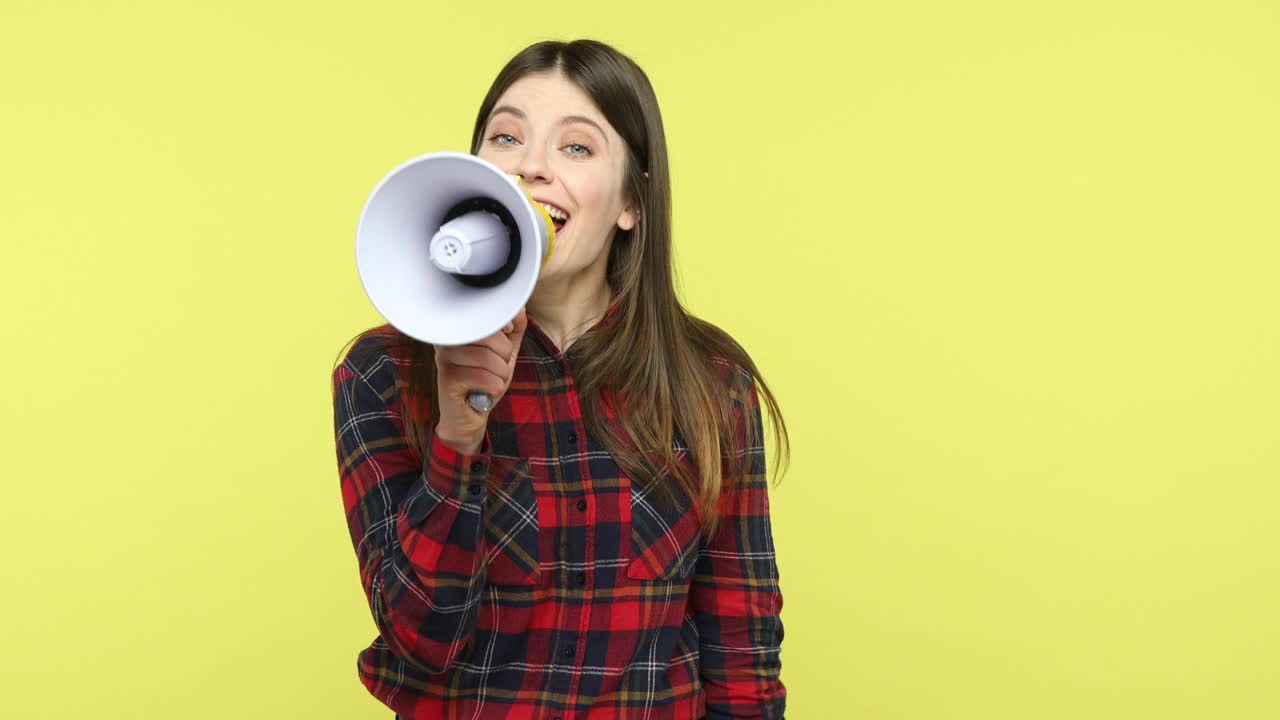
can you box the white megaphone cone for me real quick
[355,152,557,413]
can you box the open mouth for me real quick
[536,201,570,235]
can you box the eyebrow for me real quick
[487,105,610,147]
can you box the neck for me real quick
[526,274,614,355]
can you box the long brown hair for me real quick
[340,39,789,539]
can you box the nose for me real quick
[514,143,553,185]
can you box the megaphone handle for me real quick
[467,391,494,414]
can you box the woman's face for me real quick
[476,71,637,284]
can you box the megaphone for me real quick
[356,152,557,413]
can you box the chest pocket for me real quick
[626,453,703,582]
[482,458,540,586]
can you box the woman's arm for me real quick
[690,367,786,719]
[332,336,495,675]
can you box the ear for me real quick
[616,204,640,232]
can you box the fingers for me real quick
[447,327,514,363]
[437,344,509,387]
[497,309,527,353]
[435,309,530,399]
[443,362,507,397]
[510,306,528,336]
[502,308,528,344]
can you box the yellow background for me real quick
[3,1,1277,717]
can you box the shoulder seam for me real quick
[341,335,398,400]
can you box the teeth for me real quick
[538,202,568,221]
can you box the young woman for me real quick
[333,39,790,719]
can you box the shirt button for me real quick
[469,484,481,496]
[469,461,484,472]
[563,647,574,659]
[577,499,587,511]
[567,431,577,444]
[576,572,586,586]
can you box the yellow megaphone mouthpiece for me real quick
[515,175,557,265]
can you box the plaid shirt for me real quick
[333,301,785,719]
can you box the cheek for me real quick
[475,149,507,171]
[571,184,612,224]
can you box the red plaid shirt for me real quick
[333,300,785,719]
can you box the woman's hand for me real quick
[432,307,528,454]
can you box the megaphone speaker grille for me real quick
[440,197,523,289]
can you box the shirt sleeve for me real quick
[332,335,497,675]
[690,366,786,719]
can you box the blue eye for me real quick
[489,133,517,146]
[565,143,592,157]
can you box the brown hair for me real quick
[340,39,789,539]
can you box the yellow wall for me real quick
[3,1,1277,717]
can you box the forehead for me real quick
[489,73,609,127]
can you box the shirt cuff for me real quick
[425,428,493,501]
